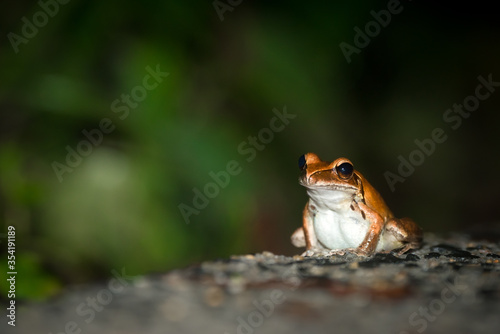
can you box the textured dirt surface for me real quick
[5,233,500,334]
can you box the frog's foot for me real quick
[303,247,373,257]
[326,248,367,257]
[326,249,348,256]
[392,242,421,256]
[301,248,330,257]
[342,247,372,257]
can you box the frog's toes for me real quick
[301,248,331,257]
[344,247,372,257]
[326,249,348,256]
[301,249,319,257]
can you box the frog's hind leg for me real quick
[386,217,423,255]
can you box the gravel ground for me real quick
[5,233,500,334]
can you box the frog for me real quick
[291,153,422,256]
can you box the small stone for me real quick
[394,271,408,283]
[348,262,359,269]
[203,286,225,307]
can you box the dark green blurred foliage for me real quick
[1,1,499,300]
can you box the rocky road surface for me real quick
[5,233,500,334]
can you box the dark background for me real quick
[1,0,499,300]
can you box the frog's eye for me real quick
[298,154,307,170]
[336,162,353,179]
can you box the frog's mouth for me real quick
[299,171,358,193]
[301,182,358,193]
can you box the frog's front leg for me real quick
[301,202,330,256]
[299,202,315,249]
[352,201,385,256]
[385,217,423,255]
[290,202,326,256]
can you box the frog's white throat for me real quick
[305,187,356,213]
